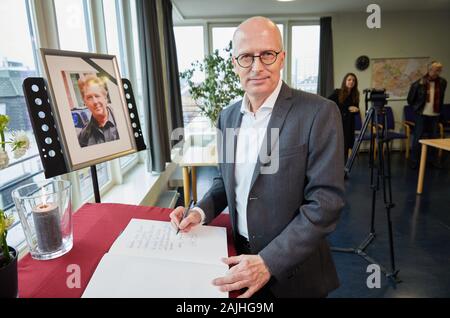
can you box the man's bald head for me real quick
[231,16,285,110]
[232,16,283,56]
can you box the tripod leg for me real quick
[377,113,399,283]
[369,112,378,234]
[345,107,376,175]
[383,135,398,277]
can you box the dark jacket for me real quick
[407,76,447,114]
[78,106,119,147]
[328,89,359,151]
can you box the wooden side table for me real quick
[416,138,450,194]
[180,144,218,206]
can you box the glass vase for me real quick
[12,180,73,260]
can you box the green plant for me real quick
[0,114,30,267]
[180,41,244,125]
[0,209,14,266]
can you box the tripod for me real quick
[332,90,401,286]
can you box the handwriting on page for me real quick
[127,223,198,251]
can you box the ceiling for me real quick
[173,0,450,21]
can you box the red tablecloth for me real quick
[18,203,236,298]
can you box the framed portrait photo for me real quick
[40,48,137,171]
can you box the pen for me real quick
[176,199,194,235]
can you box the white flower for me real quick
[11,131,31,159]
[14,147,27,159]
[0,212,14,235]
[0,148,9,169]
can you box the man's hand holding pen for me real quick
[169,201,201,234]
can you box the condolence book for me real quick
[82,218,228,298]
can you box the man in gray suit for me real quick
[170,16,345,298]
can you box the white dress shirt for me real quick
[193,79,283,239]
[422,82,439,116]
[235,79,283,239]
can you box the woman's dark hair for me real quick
[338,73,360,106]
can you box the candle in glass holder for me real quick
[32,202,62,253]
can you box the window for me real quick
[119,154,136,168]
[174,26,205,125]
[0,0,42,249]
[212,26,236,58]
[78,163,110,201]
[129,0,145,136]
[103,0,127,75]
[1,1,154,253]
[55,0,113,198]
[104,0,137,167]
[54,0,91,52]
[291,25,320,93]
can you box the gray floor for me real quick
[180,151,450,298]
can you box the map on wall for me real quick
[371,57,429,99]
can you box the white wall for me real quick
[332,10,450,148]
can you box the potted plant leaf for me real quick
[180,41,244,126]
[0,209,17,298]
[0,114,31,298]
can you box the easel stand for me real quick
[22,77,146,203]
[90,165,101,203]
[333,94,401,287]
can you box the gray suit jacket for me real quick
[197,82,345,297]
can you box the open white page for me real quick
[109,219,228,266]
[82,253,228,298]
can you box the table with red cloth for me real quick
[18,203,237,298]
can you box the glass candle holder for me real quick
[12,180,73,260]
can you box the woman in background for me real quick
[328,73,360,162]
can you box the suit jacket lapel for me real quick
[224,103,243,220]
[248,83,294,191]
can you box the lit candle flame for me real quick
[41,186,47,207]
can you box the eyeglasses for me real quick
[235,50,282,68]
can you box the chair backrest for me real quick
[386,106,395,130]
[71,109,91,128]
[71,112,82,128]
[441,104,450,122]
[377,106,395,130]
[403,105,417,123]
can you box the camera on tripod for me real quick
[363,88,389,111]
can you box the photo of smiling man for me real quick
[76,74,120,148]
